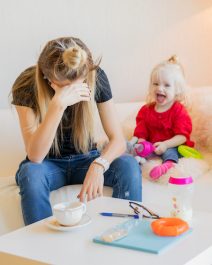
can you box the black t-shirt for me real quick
[12,67,112,157]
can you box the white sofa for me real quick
[0,88,212,236]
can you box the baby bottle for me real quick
[135,141,155,157]
[168,176,194,225]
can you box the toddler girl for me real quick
[129,55,194,180]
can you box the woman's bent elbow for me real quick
[27,154,44,163]
[26,147,46,163]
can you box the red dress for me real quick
[133,101,194,147]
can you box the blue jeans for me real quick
[15,150,142,225]
[162,147,181,163]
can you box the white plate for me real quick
[44,214,91,232]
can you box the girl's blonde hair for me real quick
[146,55,188,106]
[13,37,99,156]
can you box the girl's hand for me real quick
[154,142,167,155]
[137,138,145,143]
[51,83,91,109]
[78,163,104,202]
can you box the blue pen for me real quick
[100,212,139,219]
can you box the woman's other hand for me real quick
[78,163,104,202]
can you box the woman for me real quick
[11,37,142,225]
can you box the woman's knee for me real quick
[111,154,142,182]
[16,161,45,189]
[110,154,142,201]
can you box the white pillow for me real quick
[189,87,212,152]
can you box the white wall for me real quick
[0,0,212,108]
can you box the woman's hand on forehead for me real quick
[51,82,91,109]
[50,77,86,89]
[51,81,88,90]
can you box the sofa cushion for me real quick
[189,87,212,152]
[0,109,25,178]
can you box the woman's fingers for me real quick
[68,83,89,91]
[79,90,91,97]
[78,164,104,202]
[68,85,91,101]
[79,186,87,202]
[79,180,94,202]
[79,183,102,202]
[80,97,91,102]
[97,185,103,197]
[92,184,100,199]
[87,189,93,201]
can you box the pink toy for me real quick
[150,161,174,180]
[135,141,155,157]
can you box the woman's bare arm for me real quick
[97,99,126,162]
[15,99,65,162]
[78,98,126,201]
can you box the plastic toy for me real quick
[135,141,155,157]
[178,145,203,159]
[151,217,189,237]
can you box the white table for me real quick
[0,197,212,265]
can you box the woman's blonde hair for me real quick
[13,37,99,155]
[146,55,188,106]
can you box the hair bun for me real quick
[62,46,87,70]
[168,55,179,64]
